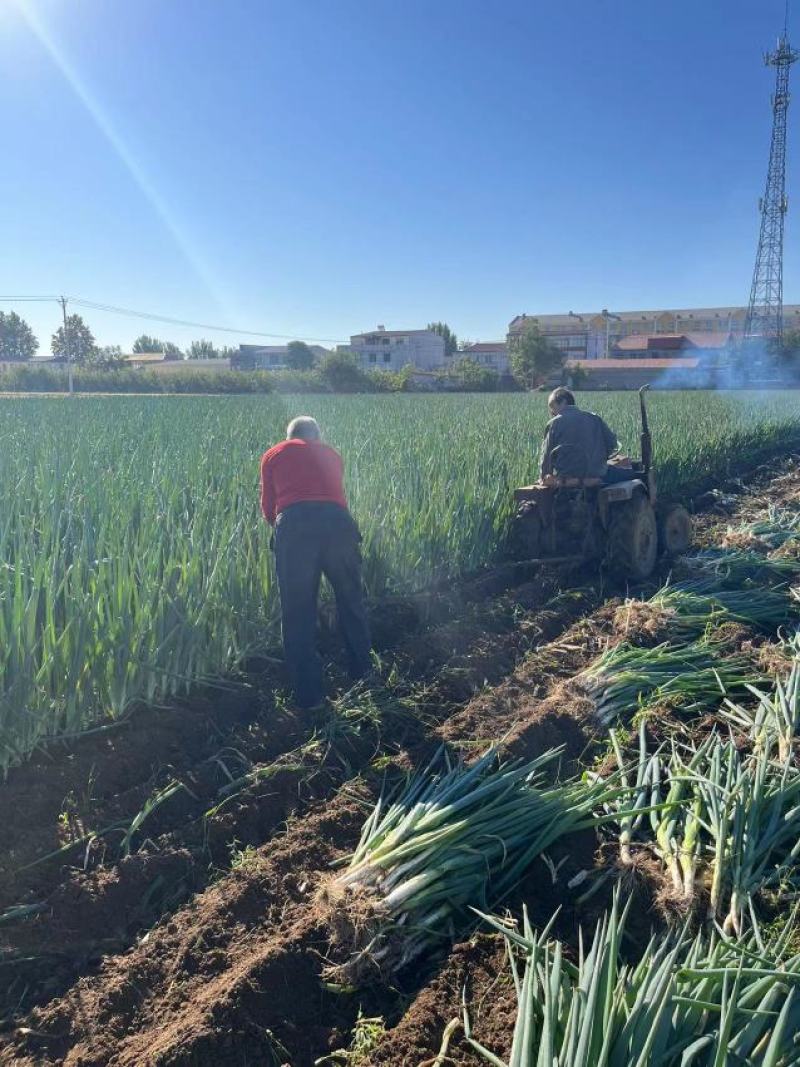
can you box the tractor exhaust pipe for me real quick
[639,385,655,501]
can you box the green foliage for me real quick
[427,321,458,357]
[163,341,182,359]
[132,334,163,353]
[286,340,316,370]
[51,313,97,364]
[95,345,125,366]
[445,356,500,392]
[508,320,563,388]
[568,361,588,388]
[0,363,274,395]
[317,350,376,392]
[187,338,219,359]
[0,310,38,361]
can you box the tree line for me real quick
[0,310,243,365]
[0,309,568,390]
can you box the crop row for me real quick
[2,390,800,772]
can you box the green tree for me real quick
[163,342,183,360]
[286,340,315,370]
[428,321,458,357]
[132,334,163,353]
[187,338,219,360]
[317,350,371,392]
[51,314,97,364]
[508,321,563,389]
[95,345,125,366]
[449,357,499,391]
[0,311,38,361]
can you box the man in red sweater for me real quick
[260,415,372,708]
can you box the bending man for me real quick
[260,416,372,709]
[539,387,630,485]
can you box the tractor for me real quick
[512,387,691,580]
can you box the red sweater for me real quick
[260,439,348,525]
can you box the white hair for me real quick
[286,415,321,441]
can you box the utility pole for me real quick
[59,295,73,395]
[601,309,622,359]
[744,6,799,346]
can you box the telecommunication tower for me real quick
[744,7,799,344]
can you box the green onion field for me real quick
[5,390,800,1066]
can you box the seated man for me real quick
[539,387,630,485]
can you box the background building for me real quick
[610,331,730,361]
[233,344,330,371]
[508,305,800,360]
[349,327,445,371]
[459,341,510,374]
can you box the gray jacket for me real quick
[539,406,619,480]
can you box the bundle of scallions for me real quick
[722,642,800,761]
[578,640,763,726]
[465,892,800,1067]
[681,547,800,588]
[653,582,797,635]
[595,724,800,934]
[732,507,800,549]
[320,745,640,984]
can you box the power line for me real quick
[0,294,342,344]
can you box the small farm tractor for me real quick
[512,387,691,580]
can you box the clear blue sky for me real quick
[0,0,796,351]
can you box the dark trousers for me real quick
[274,502,372,708]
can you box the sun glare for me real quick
[11,0,231,320]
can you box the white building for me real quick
[508,305,800,361]
[348,327,446,371]
[459,341,510,375]
[234,344,330,370]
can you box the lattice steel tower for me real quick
[745,11,800,344]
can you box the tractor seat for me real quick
[514,477,602,502]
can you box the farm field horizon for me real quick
[6,393,800,1065]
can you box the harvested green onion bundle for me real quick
[578,640,762,726]
[722,645,800,761]
[656,583,797,634]
[320,745,633,984]
[682,548,800,588]
[615,582,797,645]
[597,725,800,934]
[731,507,800,549]
[466,893,800,1067]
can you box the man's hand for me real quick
[608,454,632,469]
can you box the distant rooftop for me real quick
[510,306,800,331]
[461,341,507,353]
[614,332,731,351]
[566,357,701,370]
[351,328,437,339]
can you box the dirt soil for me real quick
[1,453,799,1067]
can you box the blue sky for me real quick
[0,0,796,351]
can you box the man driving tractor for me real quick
[539,387,631,485]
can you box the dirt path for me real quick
[2,454,799,1066]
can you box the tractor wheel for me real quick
[658,504,692,557]
[608,495,658,580]
[510,504,542,559]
